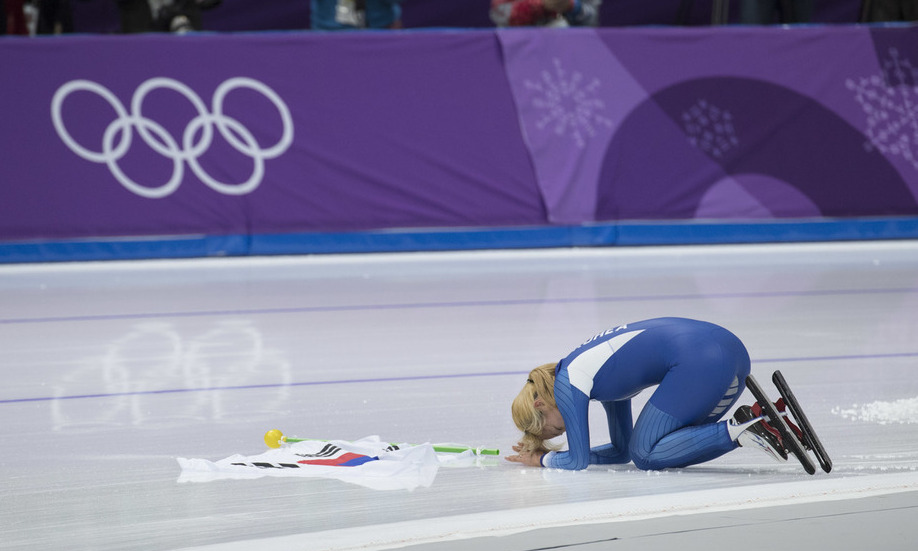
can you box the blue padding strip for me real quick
[0,235,250,263]
[614,217,918,245]
[3,217,918,263]
[249,225,620,255]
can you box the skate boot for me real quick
[741,399,809,447]
[761,398,808,449]
[731,405,788,461]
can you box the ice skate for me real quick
[730,407,788,462]
[745,374,819,474]
[744,399,807,446]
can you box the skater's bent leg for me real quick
[630,403,736,470]
[629,330,750,470]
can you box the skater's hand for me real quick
[506,442,545,467]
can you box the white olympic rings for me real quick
[51,77,294,198]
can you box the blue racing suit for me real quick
[542,318,750,470]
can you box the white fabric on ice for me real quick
[177,435,474,491]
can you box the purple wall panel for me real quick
[497,26,918,222]
[0,32,543,241]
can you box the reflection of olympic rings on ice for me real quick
[51,77,294,198]
[50,321,293,431]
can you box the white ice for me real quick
[2,242,917,550]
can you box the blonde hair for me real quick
[511,363,561,454]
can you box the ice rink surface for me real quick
[2,241,918,550]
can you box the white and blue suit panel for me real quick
[542,318,750,470]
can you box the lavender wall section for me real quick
[2,25,918,262]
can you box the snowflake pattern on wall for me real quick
[681,99,739,159]
[846,47,918,171]
[524,58,612,148]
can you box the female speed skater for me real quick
[507,317,786,470]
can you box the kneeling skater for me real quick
[507,317,784,469]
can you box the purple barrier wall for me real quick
[2,25,918,259]
[499,26,918,223]
[1,32,543,241]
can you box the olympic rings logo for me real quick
[51,77,294,198]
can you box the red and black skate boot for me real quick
[732,404,788,461]
[748,399,809,450]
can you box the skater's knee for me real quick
[631,453,653,470]
[628,440,656,471]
